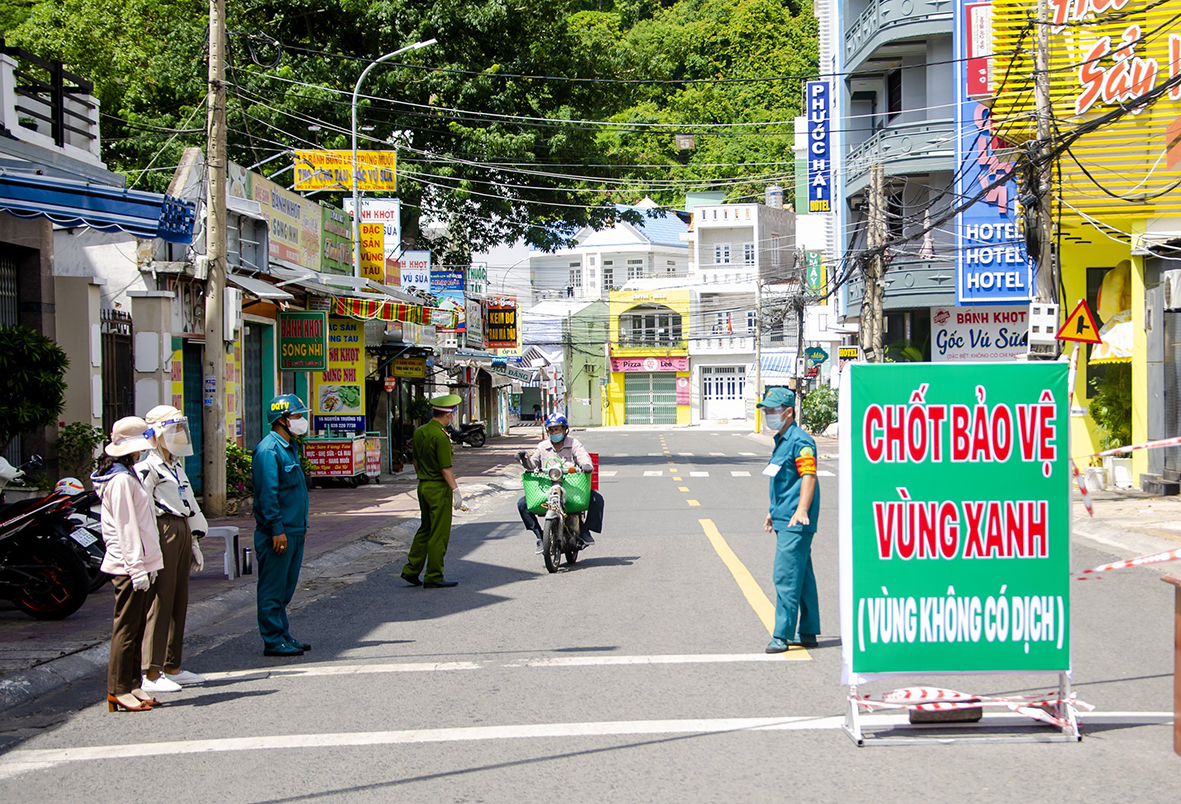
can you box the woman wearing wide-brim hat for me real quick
[91,417,164,712]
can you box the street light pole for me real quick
[351,38,437,278]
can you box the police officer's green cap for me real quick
[756,387,796,409]
[429,394,462,408]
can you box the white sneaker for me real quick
[141,675,182,693]
[164,669,206,685]
[535,539,543,555]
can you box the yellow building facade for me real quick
[991,0,1181,487]
[604,289,692,426]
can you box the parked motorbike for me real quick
[0,458,90,619]
[55,478,110,593]
[446,420,487,448]
[529,459,590,573]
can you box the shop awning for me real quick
[227,273,295,302]
[1090,310,1133,364]
[0,172,194,243]
[751,352,797,376]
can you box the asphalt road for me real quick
[0,427,1177,802]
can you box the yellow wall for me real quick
[603,373,624,426]
[1060,231,1141,481]
[608,289,691,357]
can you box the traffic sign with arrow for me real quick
[1055,299,1102,345]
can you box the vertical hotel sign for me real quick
[954,0,1033,305]
[838,363,1069,682]
[805,81,832,213]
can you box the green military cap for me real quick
[757,387,796,409]
[429,393,463,408]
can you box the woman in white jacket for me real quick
[136,406,208,693]
[93,417,162,712]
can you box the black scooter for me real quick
[0,458,90,619]
[446,421,487,448]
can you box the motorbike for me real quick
[446,420,487,448]
[54,479,109,593]
[527,458,590,574]
[0,457,90,619]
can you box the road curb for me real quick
[0,471,531,716]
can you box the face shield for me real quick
[155,416,194,457]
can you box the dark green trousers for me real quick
[254,531,306,651]
[402,481,453,583]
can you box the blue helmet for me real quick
[267,394,310,425]
[544,413,568,429]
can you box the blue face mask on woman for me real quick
[549,433,565,445]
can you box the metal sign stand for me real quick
[842,673,1082,746]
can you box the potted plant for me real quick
[225,439,252,515]
[1088,364,1131,489]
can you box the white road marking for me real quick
[648,452,663,456]
[201,661,480,682]
[690,471,709,477]
[643,470,663,477]
[1,712,1169,779]
[678,452,695,456]
[598,470,617,477]
[739,452,757,457]
[731,471,751,477]
[519,653,790,668]
[709,452,726,456]
[817,470,835,477]
[614,453,629,457]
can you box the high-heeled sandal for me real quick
[107,694,151,712]
[132,693,162,706]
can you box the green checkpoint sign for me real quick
[838,363,1070,682]
[278,311,329,372]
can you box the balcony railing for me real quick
[846,256,957,312]
[689,334,756,354]
[0,41,102,164]
[616,337,684,350]
[844,0,954,73]
[844,119,956,194]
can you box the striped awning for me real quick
[334,296,428,324]
[753,353,797,376]
[0,172,194,243]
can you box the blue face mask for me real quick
[764,412,786,431]
[549,433,565,445]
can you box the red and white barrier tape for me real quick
[1071,459,1094,517]
[852,687,1093,729]
[1076,435,1181,461]
[1077,546,1181,578]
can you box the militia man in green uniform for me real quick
[757,387,822,653]
[401,394,465,588]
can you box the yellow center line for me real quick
[687,500,701,507]
[697,519,811,661]
[672,476,682,481]
[678,486,690,492]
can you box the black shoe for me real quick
[263,644,304,657]
[400,571,422,586]
[288,639,311,651]
[423,580,458,588]
[579,533,595,546]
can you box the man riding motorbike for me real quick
[516,414,605,554]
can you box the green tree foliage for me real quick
[0,326,69,451]
[9,0,817,246]
[802,382,837,434]
[1089,363,1131,450]
[54,421,105,483]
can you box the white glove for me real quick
[452,488,464,510]
[131,571,150,592]
[191,539,205,572]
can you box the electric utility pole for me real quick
[202,0,227,515]
[1032,0,1057,309]
[753,277,763,434]
[860,162,886,363]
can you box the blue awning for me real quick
[755,353,796,375]
[0,173,194,243]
